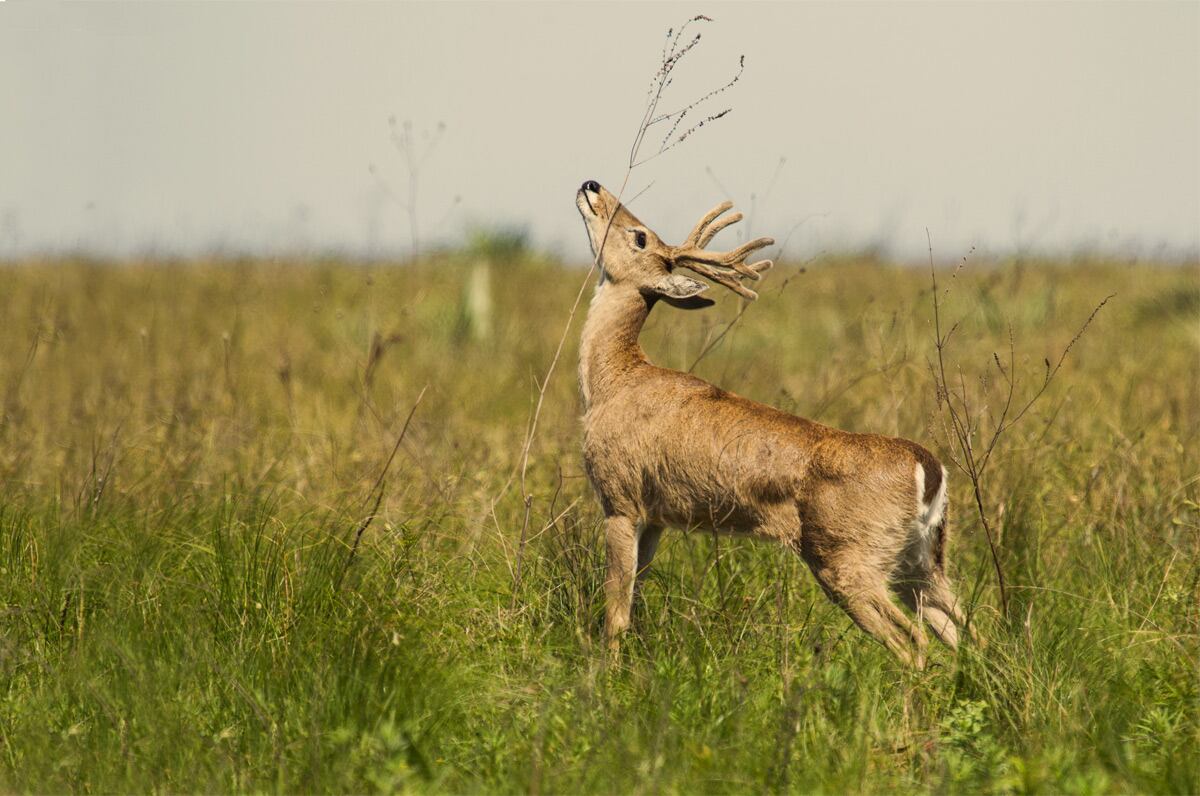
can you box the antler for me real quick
[674,202,774,299]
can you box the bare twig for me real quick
[926,229,1112,618]
[686,251,813,374]
[631,17,746,169]
[337,385,427,587]
[1,328,40,431]
[371,119,460,260]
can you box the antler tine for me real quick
[677,235,775,278]
[744,259,774,277]
[727,236,774,262]
[676,200,775,299]
[697,211,743,247]
[681,259,761,300]
[684,201,735,247]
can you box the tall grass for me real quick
[0,254,1196,792]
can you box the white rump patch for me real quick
[917,463,948,529]
[909,463,949,569]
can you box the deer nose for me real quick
[582,180,600,193]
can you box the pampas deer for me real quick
[575,180,972,667]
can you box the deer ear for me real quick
[650,273,715,310]
[652,273,707,298]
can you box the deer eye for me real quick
[634,230,647,249]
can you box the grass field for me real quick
[0,252,1196,793]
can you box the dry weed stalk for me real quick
[508,15,748,590]
[337,384,427,589]
[926,229,1112,618]
[371,118,461,260]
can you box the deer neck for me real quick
[579,281,652,409]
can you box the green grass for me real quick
[0,254,1196,793]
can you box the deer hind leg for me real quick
[811,563,928,669]
[893,571,961,650]
[603,515,638,653]
[925,569,981,645]
[631,523,663,616]
[895,568,980,650]
[636,523,664,587]
[893,521,976,650]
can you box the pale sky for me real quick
[1,1,1197,261]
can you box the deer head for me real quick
[576,180,774,308]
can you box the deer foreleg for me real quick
[603,515,638,653]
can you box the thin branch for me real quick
[926,228,1112,621]
[338,385,428,588]
[687,300,751,373]
[928,228,1008,616]
[629,17,745,169]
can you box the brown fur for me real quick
[575,182,972,667]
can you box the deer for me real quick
[574,179,974,668]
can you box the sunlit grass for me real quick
[0,254,1196,792]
